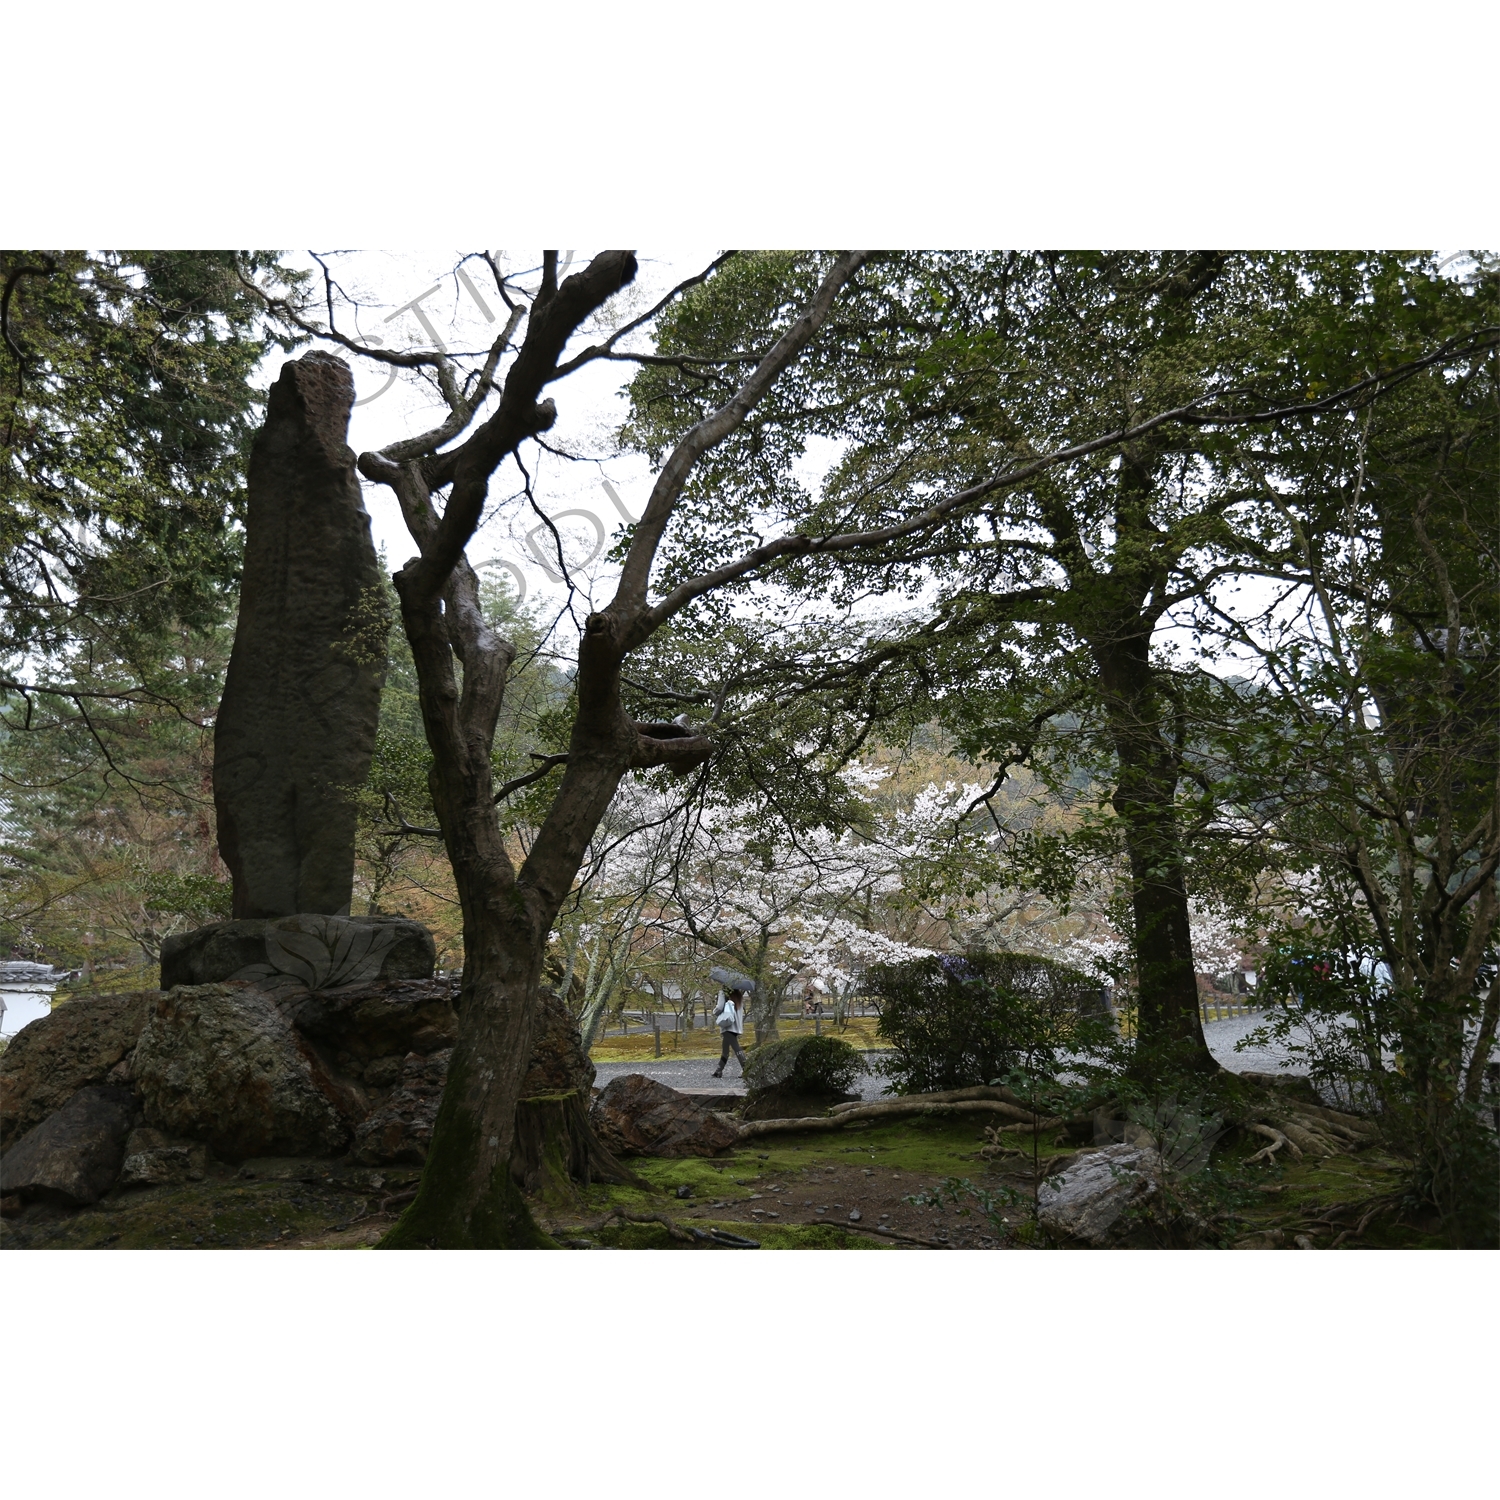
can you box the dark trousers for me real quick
[718,1030,747,1069]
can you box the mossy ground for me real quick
[541,1114,1079,1249]
[1217,1143,1448,1249]
[0,1112,1446,1250]
[1,1160,423,1250]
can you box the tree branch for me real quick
[633,330,1500,637]
[614,252,871,629]
[494,753,569,804]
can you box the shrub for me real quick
[743,1034,863,1096]
[867,951,1106,1094]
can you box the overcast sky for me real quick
[263,250,720,621]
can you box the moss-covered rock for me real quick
[133,983,348,1160]
[0,992,155,1148]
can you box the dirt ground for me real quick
[539,1114,1076,1249]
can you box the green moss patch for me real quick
[1,1163,422,1250]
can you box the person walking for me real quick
[711,987,748,1078]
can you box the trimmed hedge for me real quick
[867,951,1105,1094]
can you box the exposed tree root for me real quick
[1246,1123,1301,1163]
[561,1207,767,1248]
[826,1085,1034,1116]
[978,1126,1026,1162]
[1294,1101,1379,1140]
[1266,1117,1343,1158]
[573,1207,697,1244]
[841,1221,950,1247]
[738,1096,1061,1141]
[1241,1091,1380,1161]
[350,1186,420,1224]
[1330,1195,1400,1248]
[989,1115,1067,1134]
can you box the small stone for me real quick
[676,1184,693,1199]
[848,1210,862,1222]
[119,1128,209,1189]
[816,1206,827,1214]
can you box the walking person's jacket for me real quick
[716,992,745,1034]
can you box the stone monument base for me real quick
[160,914,436,991]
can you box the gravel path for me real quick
[593,1016,1311,1098]
[1202,1011,1308,1074]
[592,1052,897,1101]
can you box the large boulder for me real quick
[278,973,456,1063]
[589,1075,739,1158]
[0,992,155,1149]
[1036,1143,1162,1245]
[520,988,595,1098]
[132,983,348,1161]
[741,1034,862,1121]
[0,1084,137,1205]
[160,914,435,991]
[347,989,596,1166]
[350,1048,451,1165]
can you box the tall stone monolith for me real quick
[213,351,388,918]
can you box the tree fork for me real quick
[350,251,864,1246]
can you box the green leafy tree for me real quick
[0,252,297,966]
[1196,268,1500,1242]
[624,250,1498,1081]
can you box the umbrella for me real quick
[709,965,758,994]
